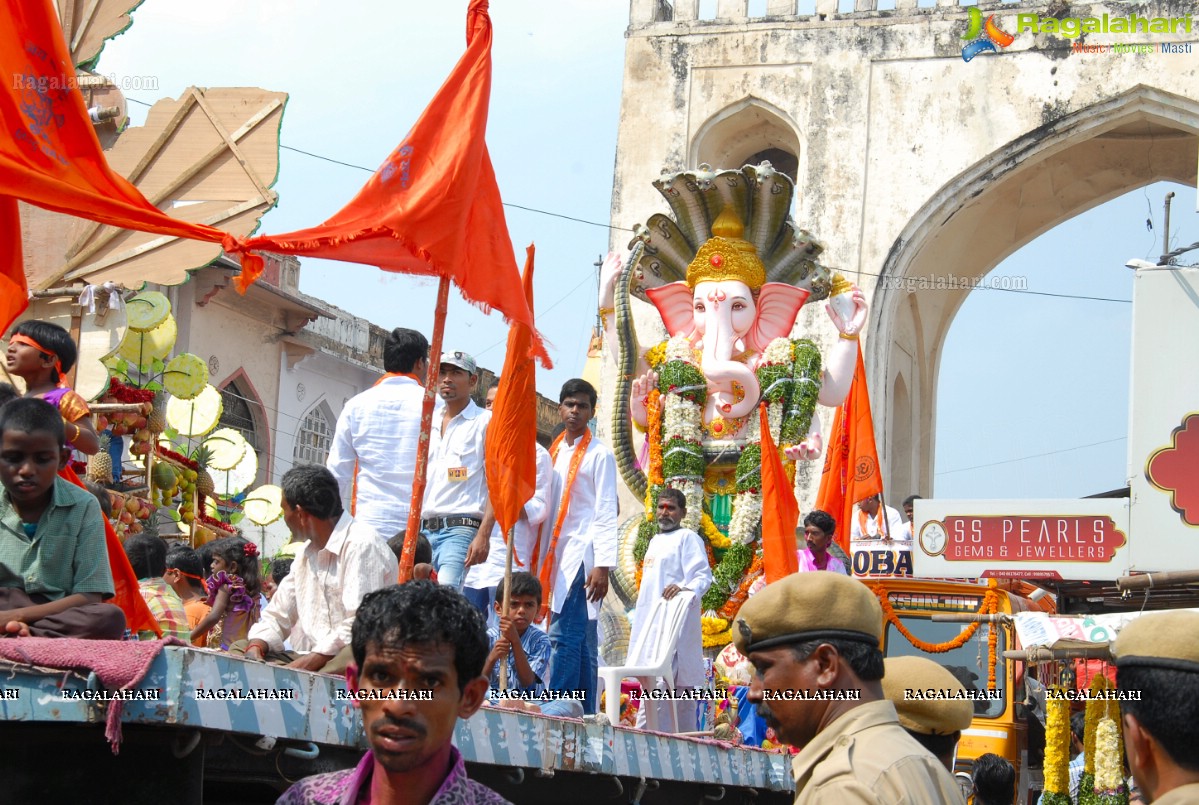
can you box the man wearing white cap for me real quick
[421,350,494,588]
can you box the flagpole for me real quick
[498,527,515,690]
[400,275,451,583]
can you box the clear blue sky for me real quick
[98,3,1196,501]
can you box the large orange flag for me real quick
[0,0,237,334]
[814,343,883,555]
[227,0,549,366]
[484,245,540,567]
[759,403,799,583]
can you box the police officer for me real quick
[734,572,961,803]
[882,656,975,772]
[1114,610,1199,805]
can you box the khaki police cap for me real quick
[882,656,974,735]
[1114,610,1199,673]
[732,571,883,655]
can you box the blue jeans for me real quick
[548,567,598,714]
[425,525,477,589]
[463,585,497,626]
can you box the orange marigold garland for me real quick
[988,620,999,690]
[873,585,999,654]
[646,389,663,486]
[718,555,763,620]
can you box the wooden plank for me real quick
[55,93,282,282]
[70,0,103,53]
[63,89,198,263]
[191,91,275,204]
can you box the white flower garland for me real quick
[1094,717,1123,792]
[728,492,761,544]
[663,395,703,445]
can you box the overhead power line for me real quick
[935,437,1127,476]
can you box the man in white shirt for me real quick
[463,441,552,622]
[901,494,922,541]
[420,350,494,589]
[244,465,397,673]
[625,488,713,731]
[540,379,617,714]
[326,328,435,540]
[849,493,907,541]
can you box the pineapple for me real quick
[87,433,114,484]
[147,392,168,433]
[192,445,216,499]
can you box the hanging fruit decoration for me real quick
[244,485,284,526]
[166,384,223,438]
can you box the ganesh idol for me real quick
[598,163,867,648]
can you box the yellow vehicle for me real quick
[865,576,1051,804]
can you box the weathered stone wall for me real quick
[607,0,1199,507]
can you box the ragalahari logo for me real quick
[962,7,1015,62]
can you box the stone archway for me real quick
[870,86,1199,497]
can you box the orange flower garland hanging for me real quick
[873,585,1000,661]
[646,390,663,486]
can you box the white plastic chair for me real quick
[597,591,693,731]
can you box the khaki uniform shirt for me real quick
[791,700,963,804]
[1153,782,1199,804]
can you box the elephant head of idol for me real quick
[645,207,809,423]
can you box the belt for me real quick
[422,516,482,531]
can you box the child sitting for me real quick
[165,544,213,648]
[0,398,125,638]
[484,572,552,695]
[125,533,190,641]
[263,557,292,601]
[192,537,261,649]
[388,532,437,582]
[5,321,99,455]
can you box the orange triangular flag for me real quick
[484,245,540,565]
[759,403,799,583]
[227,0,548,366]
[0,0,238,333]
[814,343,883,555]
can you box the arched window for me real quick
[692,99,801,182]
[218,380,260,453]
[293,402,334,467]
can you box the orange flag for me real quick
[484,245,540,567]
[227,0,549,366]
[60,466,161,637]
[0,0,237,334]
[759,403,800,583]
[814,343,883,555]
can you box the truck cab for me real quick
[868,577,1050,804]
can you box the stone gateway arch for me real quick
[605,0,1199,505]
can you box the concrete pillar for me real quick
[716,0,749,19]
[815,0,838,15]
[675,0,699,20]
[895,0,918,10]
[766,0,795,13]
[854,0,877,11]
[630,0,658,24]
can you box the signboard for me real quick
[850,539,913,578]
[912,499,1130,581]
[1127,266,1199,571]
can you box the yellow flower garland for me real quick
[645,340,668,369]
[873,586,999,654]
[1044,687,1072,797]
[702,512,731,549]
[1084,675,1110,775]
[702,616,732,648]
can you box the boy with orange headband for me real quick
[5,321,100,455]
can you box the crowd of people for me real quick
[6,320,1198,805]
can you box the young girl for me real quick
[191,537,262,649]
[5,320,100,455]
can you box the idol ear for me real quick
[747,283,809,353]
[645,281,697,338]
